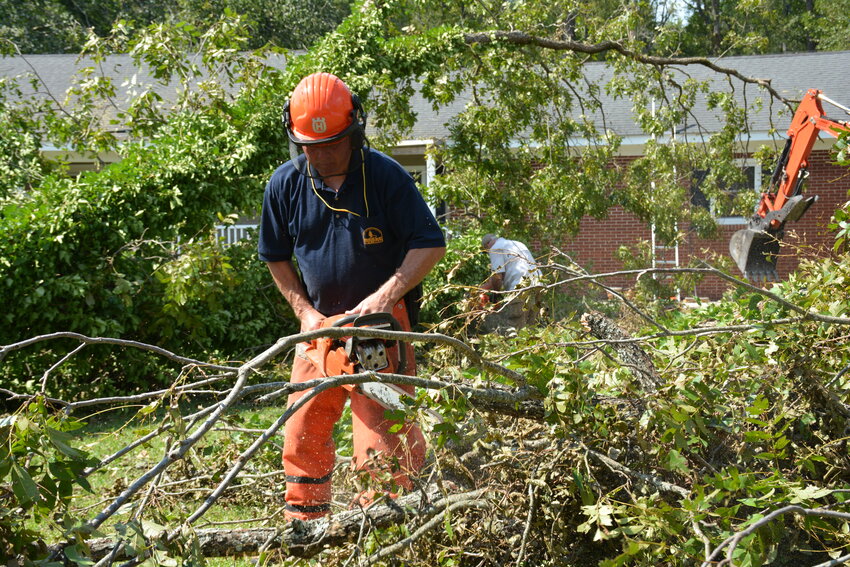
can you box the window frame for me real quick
[691,158,761,226]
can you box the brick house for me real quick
[4,50,850,299]
[402,51,850,300]
[557,150,850,299]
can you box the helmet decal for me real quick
[311,117,327,134]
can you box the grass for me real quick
[47,399,353,566]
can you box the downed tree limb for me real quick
[584,444,689,498]
[701,505,850,567]
[48,486,490,561]
[463,392,545,420]
[360,496,492,566]
[580,310,663,392]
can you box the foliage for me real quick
[0,16,298,398]
[0,57,59,197]
[332,0,784,247]
[419,228,491,332]
[681,0,809,55]
[829,201,850,252]
[1,0,847,402]
[0,0,350,53]
[3,4,850,561]
[0,397,95,565]
[810,0,850,50]
[5,251,850,564]
[170,0,351,50]
[0,0,86,54]
[452,256,850,566]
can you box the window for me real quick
[690,160,762,224]
[406,165,426,186]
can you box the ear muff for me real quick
[282,99,292,132]
[349,93,367,150]
[282,99,300,163]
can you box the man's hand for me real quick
[483,272,504,292]
[345,291,396,316]
[300,308,326,332]
[265,261,326,332]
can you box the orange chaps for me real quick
[282,301,426,521]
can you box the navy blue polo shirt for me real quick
[258,148,445,316]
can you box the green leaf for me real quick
[789,485,832,503]
[64,545,96,565]
[11,462,40,507]
[137,400,160,417]
[665,449,690,474]
[0,454,12,479]
[443,509,454,539]
[47,427,88,460]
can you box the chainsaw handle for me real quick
[329,312,407,373]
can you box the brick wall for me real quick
[539,150,849,300]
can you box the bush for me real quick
[419,227,491,333]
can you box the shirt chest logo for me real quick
[363,227,384,245]
[311,117,327,134]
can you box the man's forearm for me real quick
[352,246,445,314]
[483,272,504,292]
[266,261,320,321]
[385,246,446,302]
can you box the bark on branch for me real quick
[701,505,850,567]
[580,310,663,392]
[463,31,789,108]
[49,486,489,561]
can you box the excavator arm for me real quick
[729,89,850,281]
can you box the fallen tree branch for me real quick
[552,263,850,328]
[360,496,492,566]
[812,553,850,567]
[0,332,237,371]
[28,326,531,563]
[48,486,491,561]
[584,445,689,498]
[3,326,527,407]
[701,505,850,567]
[580,310,663,392]
[80,328,303,533]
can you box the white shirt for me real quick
[488,237,540,291]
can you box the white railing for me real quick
[215,224,258,245]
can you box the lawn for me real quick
[51,399,356,565]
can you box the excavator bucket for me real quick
[729,228,780,282]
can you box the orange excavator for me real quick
[729,89,850,281]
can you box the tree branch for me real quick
[463,31,790,108]
[702,505,850,566]
[49,486,491,561]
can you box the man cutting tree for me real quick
[479,233,542,332]
[258,72,446,521]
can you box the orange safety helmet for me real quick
[283,72,366,148]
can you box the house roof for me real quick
[0,52,292,142]
[3,49,850,151]
[404,50,850,147]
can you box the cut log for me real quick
[580,311,663,392]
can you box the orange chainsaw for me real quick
[301,312,441,421]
